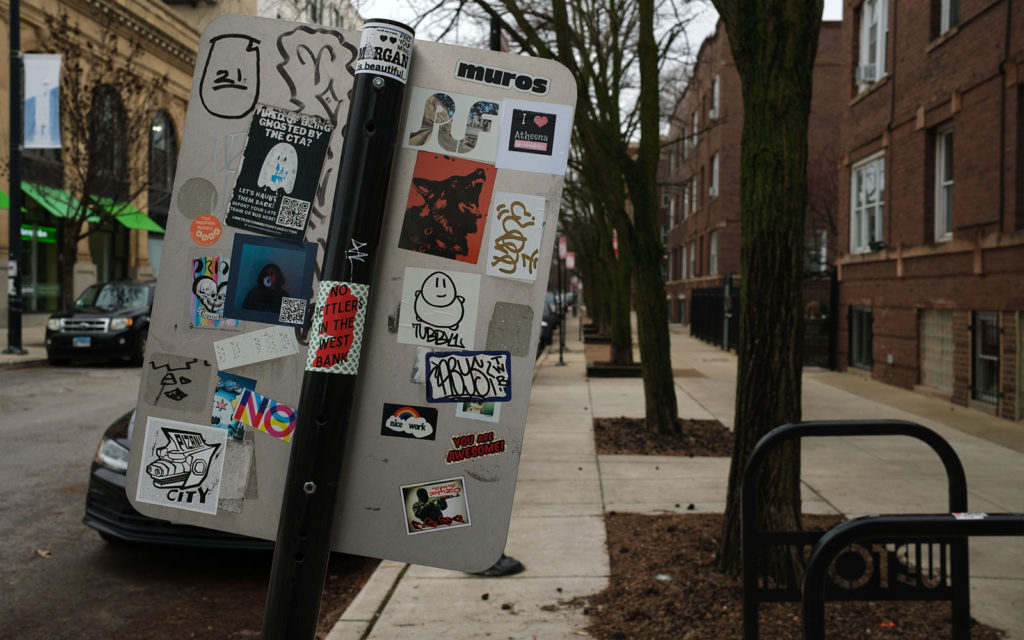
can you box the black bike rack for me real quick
[802,513,1024,639]
[741,420,969,640]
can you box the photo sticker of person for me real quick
[223,233,317,326]
[401,477,470,535]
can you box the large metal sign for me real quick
[126,14,576,573]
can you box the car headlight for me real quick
[47,318,62,331]
[95,436,129,473]
[109,318,133,331]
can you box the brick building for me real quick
[663,20,843,328]
[836,0,1024,420]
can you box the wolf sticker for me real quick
[398,153,497,264]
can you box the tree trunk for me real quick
[608,236,633,365]
[712,0,822,578]
[58,223,83,309]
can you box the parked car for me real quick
[46,280,155,365]
[84,410,271,549]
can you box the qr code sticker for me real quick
[276,196,311,231]
[279,297,307,325]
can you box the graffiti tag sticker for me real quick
[495,99,574,175]
[425,351,511,403]
[483,192,547,281]
[136,417,227,515]
[380,403,438,441]
[225,104,333,240]
[397,267,480,350]
[402,87,500,163]
[305,281,369,374]
[401,477,470,534]
[446,430,506,464]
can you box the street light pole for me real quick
[4,0,27,355]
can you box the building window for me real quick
[934,126,954,242]
[709,153,719,197]
[850,153,885,253]
[691,110,699,147]
[920,309,954,394]
[669,196,676,227]
[856,0,887,91]
[936,0,960,36]
[148,110,178,233]
[805,228,828,272]
[690,178,698,214]
[971,311,1000,405]
[850,306,873,370]
[688,240,696,278]
[89,85,128,200]
[681,244,687,279]
[709,230,718,275]
[682,126,688,157]
[662,188,670,207]
[682,183,690,220]
[710,75,720,120]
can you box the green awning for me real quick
[21,181,83,219]
[0,189,8,209]
[89,196,165,233]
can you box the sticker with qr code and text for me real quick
[222,233,317,327]
[225,104,333,240]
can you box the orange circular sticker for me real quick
[190,214,222,246]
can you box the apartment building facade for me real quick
[837,0,1024,420]
[663,20,842,327]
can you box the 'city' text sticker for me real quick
[136,417,227,516]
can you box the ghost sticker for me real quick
[397,267,480,350]
[136,417,227,515]
[199,34,261,119]
[256,142,298,193]
[225,104,333,240]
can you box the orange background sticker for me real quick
[191,214,223,246]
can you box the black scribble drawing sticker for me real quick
[199,34,261,119]
[276,26,358,124]
[397,267,480,350]
[136,417,227,516]
[143,354,213,414]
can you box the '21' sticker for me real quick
[306,281,369,374]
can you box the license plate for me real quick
[73,336,91,348]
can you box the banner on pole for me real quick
[24,54,61,150]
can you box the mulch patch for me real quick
[576,513,1005,640]
[594,416,734,456]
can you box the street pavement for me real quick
[328,313,1024,640]
[4,313,1021,638]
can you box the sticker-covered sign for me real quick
[225,104,333,239]
[136,417,227,515]
[380,403,438,440]
[401,477,470,534]
[306,280,370,374]
[398,152,497,264]
[397,268,480,350]
[403,87,500,163]
[355,21,413,84]
[484,192,547,281]
[425,350,511,403]
[496,99,574,175]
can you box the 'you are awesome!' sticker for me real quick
[306,281,369,374]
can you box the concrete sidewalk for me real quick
[329,314,1023,640]
[0,314,50,366]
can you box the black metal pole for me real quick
[489,15,502,52]
[261,19,413,640]
[557,250,565,365]
[4,0,27,355]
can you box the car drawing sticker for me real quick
[495,99,574,175]
[398,152,497,264]
[136,417,228,516]
[225,104,333,240]
[425,350,511,403]
[222,233,317,327]
[211,371,257,440]
[402,87,500,163]
[397,267,480,350]
[232,389,296,442]
[454,400,501,423]
[189,256,240,330]
[483,192,547,281]
[445,430,506,464]
[354,21,413,83]
[305,280,370,374]
[380,403,438,440]
[401,477,470,534]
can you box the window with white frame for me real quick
[688,240,696,277]
[690,179,697,214]
[709,230,718,275]
[691,110,699,147]
[850,153,885,253]
[710,75,720,119]
[710,153,719,197]
[934,126,954,242]
[682,126,689,157]
[682,183,689,219]
[938,0,960,35]
[857,0,887,91]
[669,196,676,227]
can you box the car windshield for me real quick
[75,283,151,311]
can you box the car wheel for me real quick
[130,331,148,366]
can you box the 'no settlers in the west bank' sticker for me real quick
[306,281,369,374]
[355,22,413,84]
